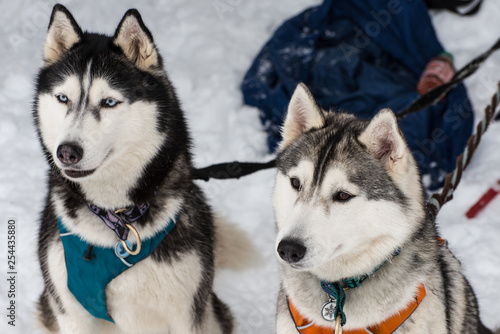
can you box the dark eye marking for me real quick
[290,177,301,191]
[56,94,68,104]
[101,98,121,108]
[334,191,354,202]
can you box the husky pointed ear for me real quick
[44,4,82,64]
[359,108,408,171]
[281,83,326,148]
[113,9,160,70]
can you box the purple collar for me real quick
[87,190,157,241]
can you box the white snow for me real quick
[0,0,499,333]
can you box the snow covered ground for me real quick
[0,0,499,333]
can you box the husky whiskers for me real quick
[273,83,494,333]
[34,5,240,333]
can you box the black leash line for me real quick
[397,36,500,120]
[192,160,275,181]
[193,36,500,181]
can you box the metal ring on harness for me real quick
[121,224,141,255]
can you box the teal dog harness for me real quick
[57,216,176,322]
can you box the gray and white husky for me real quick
[273,83,494,333]
[34,4,242,334]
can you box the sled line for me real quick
[427,82,500,217]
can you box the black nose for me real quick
[277,239,306,263]
[56,143,83,165]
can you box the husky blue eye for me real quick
[102,98,119,108]
[56,94,68,104]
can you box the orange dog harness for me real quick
[288,283,427,334]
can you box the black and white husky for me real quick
[34,4,239,333]
[273,83,495,333]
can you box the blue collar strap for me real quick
[57,216,176,322]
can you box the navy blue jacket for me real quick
[242,0,473,189]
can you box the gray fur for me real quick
[274,83,493,333]
[278,112,409,205]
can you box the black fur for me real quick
[38,289,58,332]
[37,180,65,317]
[33,22,190,208]
[211,292,234,334]
[48,4,83,38]
[34,4,233,332]
[437,242,453,333]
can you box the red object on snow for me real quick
[465,180,500,219]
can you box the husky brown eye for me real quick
[335,191,353,202]
[290,177,301,190]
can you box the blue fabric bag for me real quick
[241,0,473,189]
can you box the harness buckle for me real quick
[120,224,141,255]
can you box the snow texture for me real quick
[0,0,499,333]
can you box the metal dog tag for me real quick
[115,240,132,258]
[321,299,337,321]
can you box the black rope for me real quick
[194,36,500,181]
[396,36,500,120]
[192,160,275,181]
